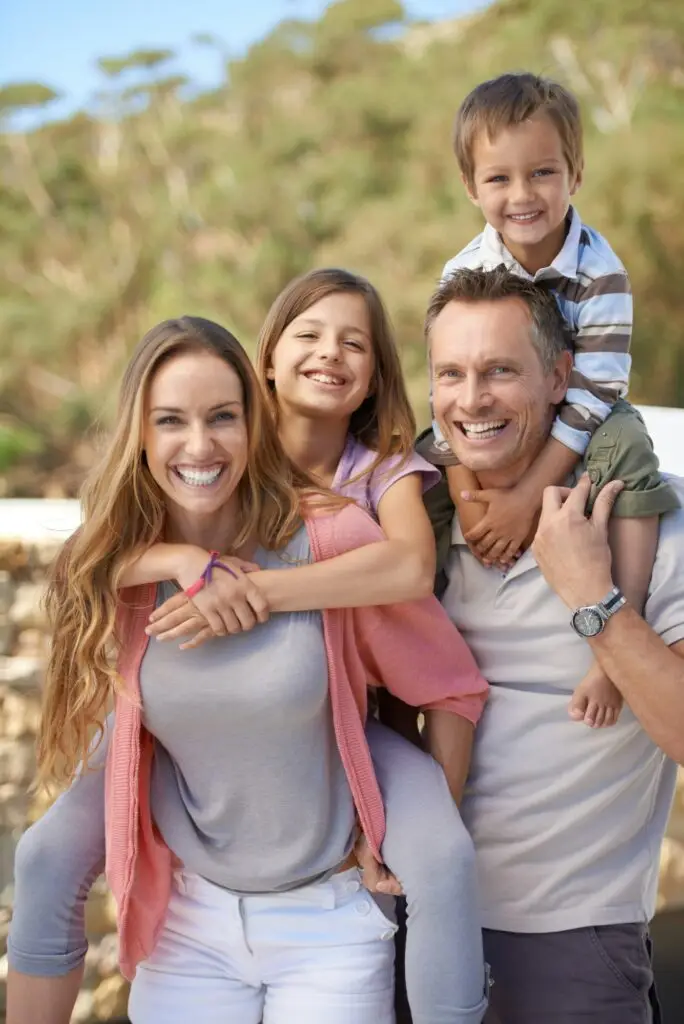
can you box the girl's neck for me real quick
[278,411,349,487]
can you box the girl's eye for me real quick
[296,332,318,340]
[344,339,365,351]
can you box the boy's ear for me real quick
[461,173,480,207]
[570,164,583,197]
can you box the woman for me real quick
[8,313,487,1024]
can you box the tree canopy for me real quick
[2,0,683,495]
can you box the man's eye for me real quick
[489,366,512,375]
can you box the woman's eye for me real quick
[156,415,181,426]
[212,411,236,423]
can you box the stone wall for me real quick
[1,529,684,1021]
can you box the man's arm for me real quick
[533,475,684,765]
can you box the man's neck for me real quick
[278,411,349,487]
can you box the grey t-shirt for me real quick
[141,525,356,894]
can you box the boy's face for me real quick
[466,113,582,258]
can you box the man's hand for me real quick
[532,475,624,609]
[354,833,403,896]
[462,483,536,568]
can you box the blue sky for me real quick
[1,0,484,123]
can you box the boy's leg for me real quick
[366,719,489,1024]
[483,925,659,1024]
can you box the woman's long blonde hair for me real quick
[256,269,416,473]
[38,317,310,789]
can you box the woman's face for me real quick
[267,292,375,422]
[143,349,249,520]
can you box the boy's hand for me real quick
[147,554,270,648]
[461,484,537,567]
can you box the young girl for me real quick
[9,277,489,1024]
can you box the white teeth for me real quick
[306,372,346,386]
[461,421,506,439]
[176,466,223,487]
[509,212,541,221]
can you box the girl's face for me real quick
[143,349,249,520]
[267,292,375,422]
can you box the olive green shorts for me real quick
[584,399,679,517]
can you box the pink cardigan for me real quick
[105,503,488,979]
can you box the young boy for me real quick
[425,72,679,727]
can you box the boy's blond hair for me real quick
[454,72,583,189]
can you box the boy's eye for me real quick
[532,168,556,177]
[486,174,508,184]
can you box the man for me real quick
[374,266,684,1023]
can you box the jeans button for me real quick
[347,879,361,893]
[355,899,371,916]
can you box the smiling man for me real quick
[419,266,684,1023]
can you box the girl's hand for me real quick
[147,554,270,648]
[461,484,536,568]
[354,833,403,896]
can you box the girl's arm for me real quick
[257,472,436,610]
[147,473,440,645]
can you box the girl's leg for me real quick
[366,718,488,1024]
[255,869,396,1024]
[128,871,264,1024]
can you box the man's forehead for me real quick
[430,298,533,363]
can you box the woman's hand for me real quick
[147,553,270,648]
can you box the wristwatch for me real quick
[570,586,626,638]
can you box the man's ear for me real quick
[550,350,573,404]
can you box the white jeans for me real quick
[128,867,397,1024]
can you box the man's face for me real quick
[431,297,571,484]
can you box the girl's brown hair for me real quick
[38,316,311,789]
[256,268,416,472]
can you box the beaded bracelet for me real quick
[184,550,239,598]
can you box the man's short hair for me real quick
[454,72,583,189]
[425,265,571,371]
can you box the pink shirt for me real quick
[105,504,488,979]
[332,435,440,517]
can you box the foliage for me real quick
[1,0,683,495]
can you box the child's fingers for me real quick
[148,591,187,623]
[180,627,215,650]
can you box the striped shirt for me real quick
[441,208,632,455]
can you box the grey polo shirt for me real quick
[442,475,684,934]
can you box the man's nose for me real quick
[460,375,491,412]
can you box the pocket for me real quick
[334,869,398,941]
[587,925,652,995]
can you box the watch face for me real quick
[572,608,603,637]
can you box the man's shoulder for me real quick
[575,218,628,281]
[441,233,488,279]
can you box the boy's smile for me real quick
[466,113,582,275]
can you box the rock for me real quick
[9,582,47,631]
[0,737,35,786]
[0,689,41,739]
[0,656,43,692]
[93,974,130,1020]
